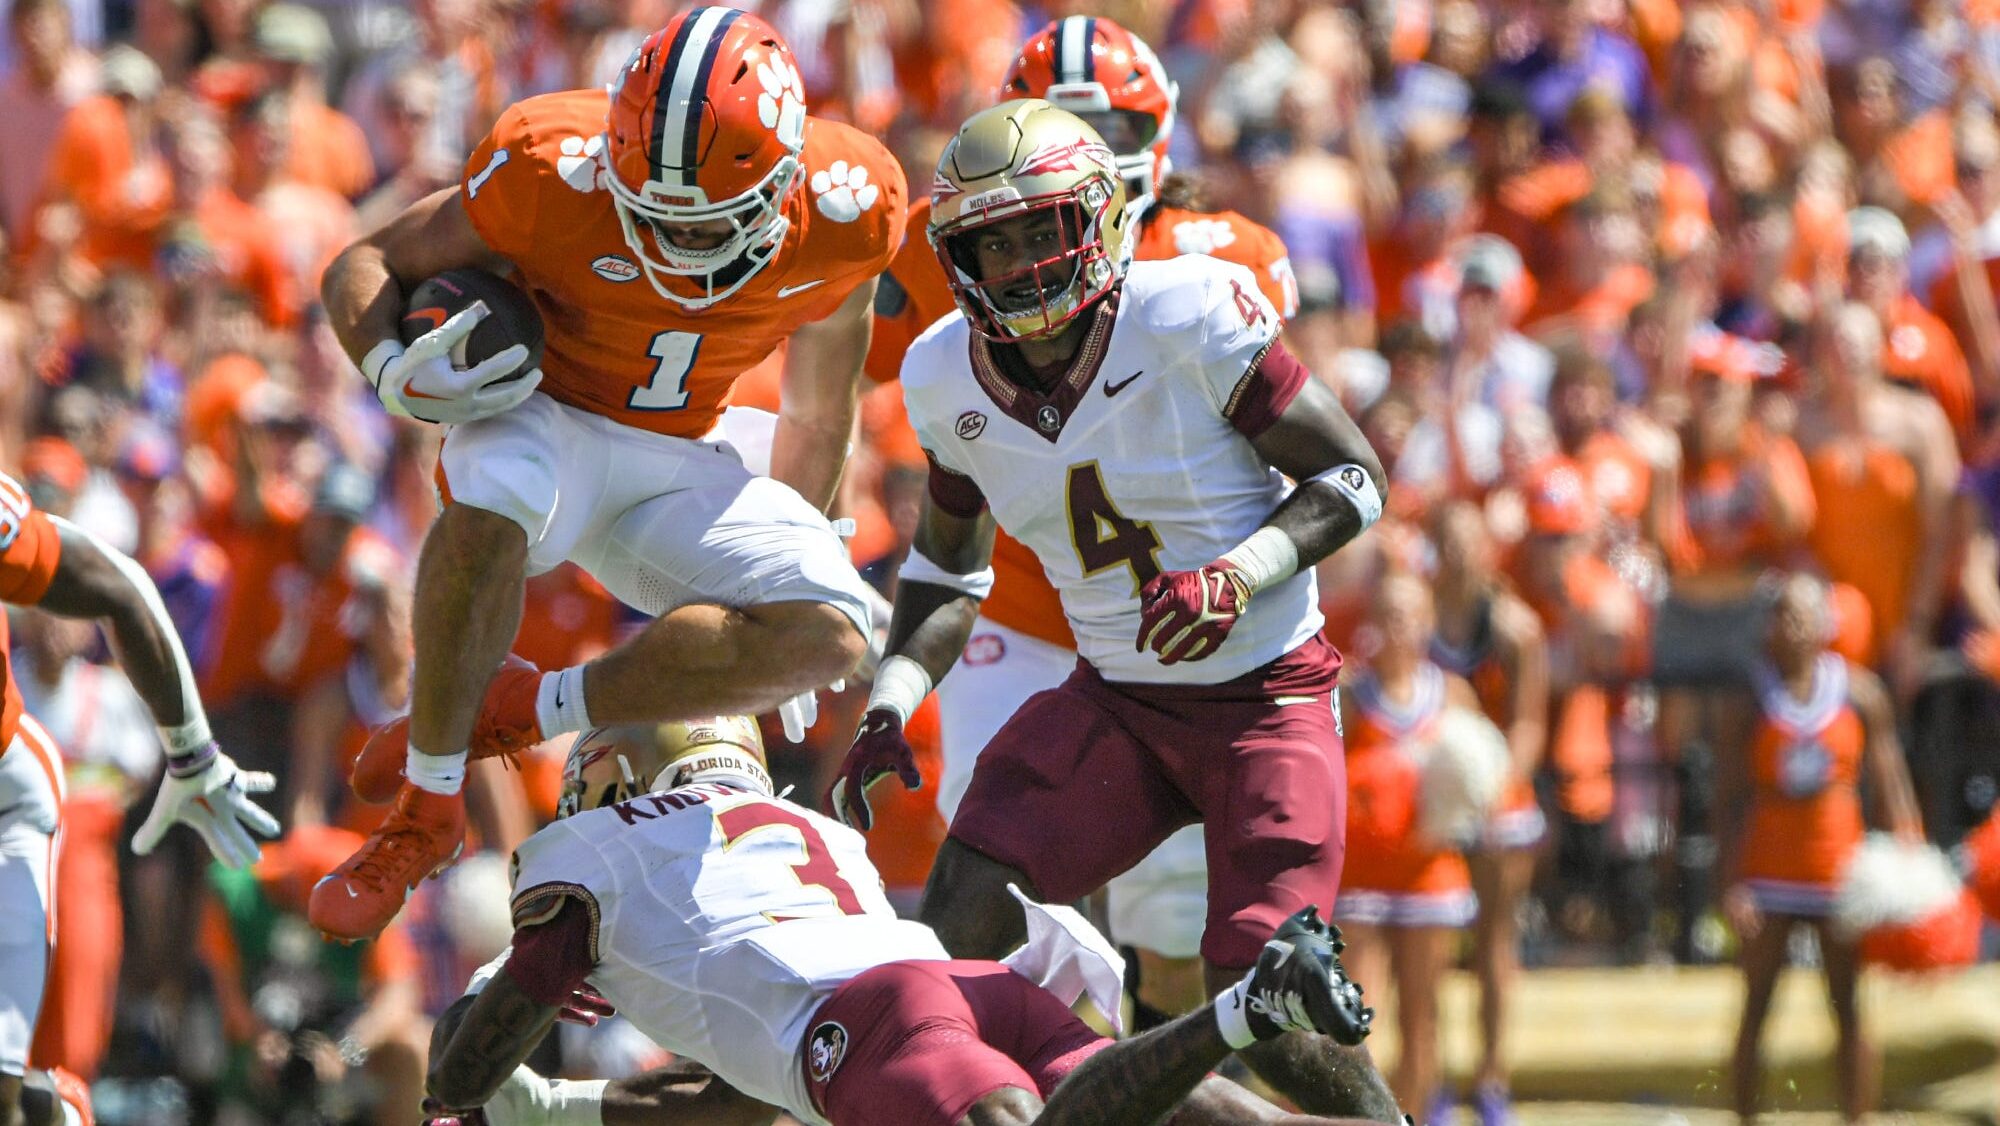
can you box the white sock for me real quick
[406,747,468,794]
[535,666,594,738]
[1213,978,1258,1050]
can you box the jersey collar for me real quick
[966,292,1120,444]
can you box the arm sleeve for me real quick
[924,448,988,518]
[500,894,597,1008]
[1222,339,1311,439]
[0,473,61,605]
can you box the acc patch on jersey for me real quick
[591,254,639,282]
[808,1021,849,1083]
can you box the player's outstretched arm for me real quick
[1137,373,1387,665]
[829,495,995,829]
[429,969,562,1112]
[429,993,777,1126]
[775,277,878,512]
[34,516,279,866]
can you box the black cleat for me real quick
[1237,906,1374,1046]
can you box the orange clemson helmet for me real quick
[605,6,808,308]
[1002,16,1178,212]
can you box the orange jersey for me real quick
[1804,439,1919,659]
[1576,430,1652,532]
[1132,205,1298,319]
[864,198,957,386]
[1880,295,1976,449]
[870,197,1296,648]
[1740,655,1866,887]
[203,516,401,707]
[515,564,619,672]
[1339,664,1470,895]
[0,476,63,748]
[461,91,906,439]
[1674,427,1815,579]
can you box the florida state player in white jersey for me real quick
[827,102,1399,1120]
[422,719,1383,1126]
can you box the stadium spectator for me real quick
[0,0,96,247]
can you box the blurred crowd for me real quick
[3,0,2000,1122]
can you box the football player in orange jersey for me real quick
[0,464,281,1126]
[312,6,906,941]
[863,15,1303,1035]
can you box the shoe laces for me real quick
[344,807,436,890]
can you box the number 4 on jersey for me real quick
[631,330,703,410]
[1067,461,1161,595]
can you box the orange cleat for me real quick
[49,1066,93,1125]
[349,654,549,804]
[309,783,467,941]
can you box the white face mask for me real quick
[608,152,804,309]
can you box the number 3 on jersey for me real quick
[631,330,703,410]
[717,802,866,920]
[1067,461,1161,595]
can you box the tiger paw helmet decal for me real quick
[756,58,806,149]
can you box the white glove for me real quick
[133,748,280,868]
[776,678,849,744]
[367,303,541,425]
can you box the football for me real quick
[400,268,545,381]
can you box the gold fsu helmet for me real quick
[557,716,770,818]
[928,99,1130,341]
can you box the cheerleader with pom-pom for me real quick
[1718,573,1922,1124]
[1337,573,1502,1119]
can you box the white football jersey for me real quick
[903,255,1323,684]
[509,783,948,1124]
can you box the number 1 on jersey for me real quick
[631,330,702,410]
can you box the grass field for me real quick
[1366,964,2000,1124]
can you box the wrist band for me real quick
[1217,526,1299,595]
[361,339,404,391]
[166,741,217,779]
[866,655,933,725]
[163,717,215,756]
[899,546,995,600]
[1310,463,1384,532]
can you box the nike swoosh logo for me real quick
[554,671,567,711]
[1273,696,1321,706]
[778,279,827,298]
[1104,370,1143,397]
[405,306,447,332]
